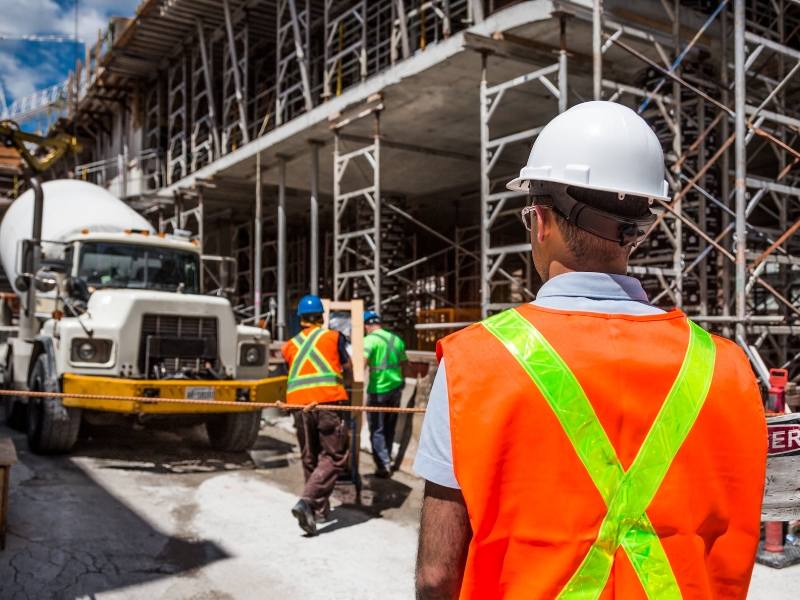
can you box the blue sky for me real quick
[0,0,140,108]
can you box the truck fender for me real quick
[29,336,58,386]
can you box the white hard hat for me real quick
[507,101,670,202]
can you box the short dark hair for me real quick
[534,187,650,262]
[301,312,324,325]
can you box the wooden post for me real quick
[0,438,18,550]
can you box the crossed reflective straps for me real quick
[370,330,401,371]
[483,309,716,600]
[287,329,344,393]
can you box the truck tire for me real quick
[205,411,260,452]
[27,354,82,454]
[2,356,27,432]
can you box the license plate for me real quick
[185,386,215,401]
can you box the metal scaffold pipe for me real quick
[734,0,747,340]
[479,53,490,318]
[309,141,320,296]
[19,177,43,341]
[593,0,603,100]
[558,15,568,113]
[254,152,263,323]
[278,156,287,341]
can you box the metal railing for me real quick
[75,149,164,198]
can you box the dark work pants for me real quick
[294,409,349,518]
[366,386,403,470]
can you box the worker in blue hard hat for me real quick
[281,294,352,535]
[363,310,408,478]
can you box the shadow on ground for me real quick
[0,424,229,600]
[70,418,253,474]
[317,475,414,536]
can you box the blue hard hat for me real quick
[298,295,324,316]
[364,310,381,324]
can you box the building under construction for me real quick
[11,0,800,382]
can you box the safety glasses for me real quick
[520,205,540,231]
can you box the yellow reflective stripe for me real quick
[288,329,322,382]
[287,374,344,392]
[483,310,715,600]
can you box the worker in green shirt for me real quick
[363,311,408,478]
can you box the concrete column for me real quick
[468,0,484,24]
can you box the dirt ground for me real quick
[0,416,797,599]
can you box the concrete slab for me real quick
[748,563,800,600]
[0,420,422,599]
[1,418,796,599]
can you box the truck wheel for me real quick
[205,411,261,452]
[27,354,82,455]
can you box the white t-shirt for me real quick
[412,272,665,489]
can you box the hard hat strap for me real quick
[529,181,656,247]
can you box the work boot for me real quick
[291,499,317,536]
[375,466,391,479]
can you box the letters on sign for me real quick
[768,425,800,455]
[762,414,800,521]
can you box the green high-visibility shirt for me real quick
[364,329,407,394]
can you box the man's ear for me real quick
[535,206,551,243]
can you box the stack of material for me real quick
[785,382,800,411]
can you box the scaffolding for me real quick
[43,0,800,383]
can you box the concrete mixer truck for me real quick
[0,179,285,454]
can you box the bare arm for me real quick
[416,481,472,600]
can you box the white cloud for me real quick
[0,0,139,40]
[0,50,51,101]
[0,0,140,104]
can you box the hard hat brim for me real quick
[506,176,671,203]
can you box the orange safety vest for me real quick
[437,304,766,600]
[281,327,348,405]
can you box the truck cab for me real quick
[0,181,285,455]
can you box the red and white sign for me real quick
[768,425,800,455]
[763,414,800,520]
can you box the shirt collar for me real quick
[536,272,651,303]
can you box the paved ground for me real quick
[0,417,421,599]
[750,563,800,599]
[0,417,798,599]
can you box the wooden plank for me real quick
[762,414,800,521]
[0,467,7,550]
[0,438,17,467]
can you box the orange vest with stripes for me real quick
[437,304,766,600]
[281,327,348,405]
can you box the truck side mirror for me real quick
[65,277,91,302]
[34,271,58,293]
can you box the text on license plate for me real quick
[185,386,215,401]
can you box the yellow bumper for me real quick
[62,373,287,414]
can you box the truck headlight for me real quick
[239,343,266,367]
[71,338,113,364]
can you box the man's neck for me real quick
[546,259,628,282]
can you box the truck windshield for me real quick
[78,242,200,294]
